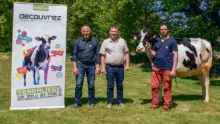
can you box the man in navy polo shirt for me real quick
[148,24,178,112]
[72,25,100,108]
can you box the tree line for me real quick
[0,0,219,52]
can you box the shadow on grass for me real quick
[192,79,220,86]
[65,97,134,107]
[140,94,202,108]
[172,94,202,101]
[140,99,151,105]
[210,80,220,86]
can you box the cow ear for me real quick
[50,36,57,40]
[35,37,41,41]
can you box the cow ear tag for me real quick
[45,34,49,37]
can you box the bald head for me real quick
[81,26,91,40]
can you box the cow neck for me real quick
[45,47,49,59]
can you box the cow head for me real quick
[134,27,153,53]
[35,35,57,49]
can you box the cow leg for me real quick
[197,74,210,103]
[22,61,26,86]
[36,67,40,85]
[204,74,210,103]
[44,64,49,84]
[23,73,26,86]
[33,70,36,85]
[158,81,163,104]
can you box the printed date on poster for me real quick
[16,86,62,101]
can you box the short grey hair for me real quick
[110,26,119,31]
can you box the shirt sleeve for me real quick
[95,40,101,64]
[152,44,157,51]
[124,39,129,52]
[172,38,178,51]
[99,40,106,55]
[71,39,78,62]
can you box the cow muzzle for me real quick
[136,47,145,53]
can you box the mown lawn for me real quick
[0,52,220,124]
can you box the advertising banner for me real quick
[11,2,67,110]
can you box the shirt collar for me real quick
[82,37,92,41]
[161,36,170,42]
[110,37,119,42]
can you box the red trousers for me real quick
[151,66,172,109]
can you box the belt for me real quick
[106,64,123,67]
[77,60,95,65]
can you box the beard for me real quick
[161,32,168,37]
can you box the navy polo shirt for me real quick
[152,37,178,70]
[72,37,100,64]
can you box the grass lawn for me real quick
[0,52,220,124]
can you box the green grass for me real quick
[1,52,220,124]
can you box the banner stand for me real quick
[11,2,67,110]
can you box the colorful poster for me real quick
[11,2,67,110]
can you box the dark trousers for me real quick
[106,64,124,104]
[74,62,95,105]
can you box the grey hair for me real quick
[109,26,119,31]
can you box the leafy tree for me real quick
[0,1,13,51]
[0,0,219,53]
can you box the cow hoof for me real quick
[204,100,209,103]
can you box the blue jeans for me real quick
[106,64,124,104]
[74,62,95,105]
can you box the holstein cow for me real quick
[135,27,212,102]
[22,35,57,86]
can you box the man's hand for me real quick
[101,68,107,75]
[170,69,176,78]
[73,67,78,75]
[145,42,151,50]
[125,65,130,71]
[96,67,101,75]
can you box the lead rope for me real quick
[171,76,179,89]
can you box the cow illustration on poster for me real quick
[11,3,67,110]
[21,35,57,86]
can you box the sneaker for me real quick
[148,106,158,109]
[107,103,112,108]
[163,108,170,113]
[118,102,125,107]
[72,104,79,109]
[89,103,95,108]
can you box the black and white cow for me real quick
[23,35,57,86]
[135,27,212,102]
